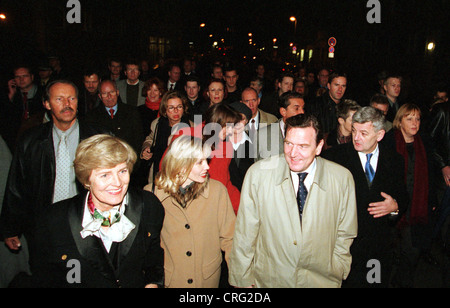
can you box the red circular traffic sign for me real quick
[328,37,337,47]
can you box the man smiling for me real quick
[229,114,357,288]
[0,80,108,281]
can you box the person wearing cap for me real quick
[37,65,54,90]
[228,102,255,191]
[48,55,70,80]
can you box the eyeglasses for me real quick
[14,74,31,79]
[167,105,184,112]
[100,91,118,97]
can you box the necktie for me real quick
[109,108,115,119]
[365,153,375,184]
[53,132,72,203]
[22,92,29,120]
[169,83,174,91]
[249,119,256,141]
[297,172,308,218]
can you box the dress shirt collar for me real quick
[357,144,380,173]
[290,157,317,195]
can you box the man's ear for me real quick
[279,107,286,118]
[44,100,51,111]
[315,139,325,156]
[376,129,386,142]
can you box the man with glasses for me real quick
[116,59,146,106]
[4,65,46,151]
[85,80,144,156]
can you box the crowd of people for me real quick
[0,53,448,288]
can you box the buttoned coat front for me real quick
[228,155,358,288]
[151,179,236,288]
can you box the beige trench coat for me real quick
[149,179,236,288]
[229,155,358,288]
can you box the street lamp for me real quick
[0,13,6,20]
[290,16,297,37]
[427,41,435,52]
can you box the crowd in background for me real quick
[0,52,448,288]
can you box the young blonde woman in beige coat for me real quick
[145,135,235,288]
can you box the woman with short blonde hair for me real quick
[74,134,137,188]
[33,134,165,288]
[385,103,431,287]
[392,103,422,131]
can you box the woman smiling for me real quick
[32,135,165,288]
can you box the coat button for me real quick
[185,224,190,229]
[186,251,192,257]
[187,279,193,284]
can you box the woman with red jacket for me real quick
[163,103,242,214]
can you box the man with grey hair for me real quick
[322,106,408,288]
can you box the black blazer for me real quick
[229,139,255,191]
[85,101,144,154]
[322,142,408,286]
[322,142,408,239]
[33,189,165,288]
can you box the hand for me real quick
[5,236,21,250]
[368,192,398,218]
[442,166,450,187]
[141,147,153,160]
[7,79,17,100]
[144,283,159,288]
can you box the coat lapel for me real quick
[275,156,302,231]
[117,190,142,268]
[68,192,117,281]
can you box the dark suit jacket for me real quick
[33,189,165,288]
[322,142,408,286]
[306,91,339,135]
[85,101,144,154]
[0,121,109,247]
[229,139,255,191]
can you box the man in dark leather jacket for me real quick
[0,80,109,273]
[427,101,450,193]
[306,72,348,135]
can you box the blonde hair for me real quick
[393,103,421,130]
[155,135,211,204]
[74,134,137,187]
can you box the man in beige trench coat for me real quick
[229,114,358,288]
